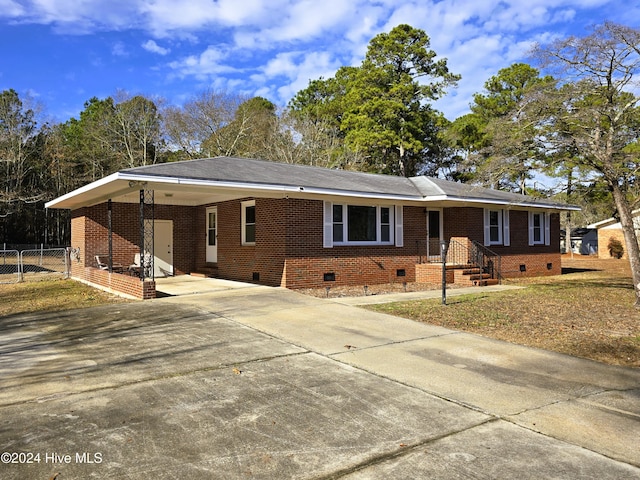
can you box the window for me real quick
[241,200,256,245]
[325,203,394,246]
[484,209,510,246]
[489,210,502,244]
[529,211,550,246]
[207,211,216,246]
[381,207,391,242]
[348,205,378,242]
[333,204,344,242]
[427,210,440,240]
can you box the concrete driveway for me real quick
[1,279,639,479]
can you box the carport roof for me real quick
[45,156,579,211]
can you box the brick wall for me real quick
[70,208,153,299]
[444,207,562,278]
[415,263,454,284]
[597,227,627,259]
[500,252,561,278]
[82,267,156,299]
[70,197,565,296]
[71,202,198,274]
[69,202,199,299]
[210,198,287,286]
[191,200,564,288]
[201,198,425,288]
[284,200,433,288]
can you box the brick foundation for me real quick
[71,264,155,300]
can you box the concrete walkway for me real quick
[1,279,638,479]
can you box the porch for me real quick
[415,239,502,287]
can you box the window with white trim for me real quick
[241,200,256,245]
[529,211,550,246]
[325,202,395,246]
[489,210,502,244]
[484,208,510,246]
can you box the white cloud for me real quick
[142,39,170,55]
[139,0,288,37]
[265,51,342,103]
[2,0,634,123]
[263,0,356,43]
[168,45,236,79]
[11,0,138,33]
[0,0,25,17]
[111,41,128,57]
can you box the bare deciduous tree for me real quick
[533,22,640,307]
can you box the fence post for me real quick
[441,241,447,305]
[65,247,70,278]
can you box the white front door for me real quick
[154,220,174,277]
[206,207,218,263]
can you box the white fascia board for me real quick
[45,172,122,208]
[588,209,640,229]
[423,194,581,211]
[587,218,615,229]
[285,186,420,202]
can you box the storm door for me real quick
[427,209,443,260]
[206,207,218,263]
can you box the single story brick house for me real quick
[588,210,640,259]
[46,157,579,299]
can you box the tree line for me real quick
[2,22,639,305]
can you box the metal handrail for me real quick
[444,239,473,266]
[470,240,502,283]
[439,239,503,283]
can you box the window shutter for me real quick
[528,211,535,246]
[483,209,490,246]
[395,205,403,247]
[323,201,333,248]
[544,212,551,246]
[503,210,510,246]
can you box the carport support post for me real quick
[441,240,447,305]
[139,189,154,281]
[107,199,113,273]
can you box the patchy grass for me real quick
[0,279,128,317]
[1,258,638,368]
[367,256,639,368]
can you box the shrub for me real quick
[607,237,624,259]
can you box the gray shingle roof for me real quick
[410,176,571,208]
[124,156,421,197]
[123,156,574,209]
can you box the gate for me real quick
[0,247,70,284]
[0,250,20,284]
[20,248,69,281]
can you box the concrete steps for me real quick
[190,264,218,278]
[456,265,499,287]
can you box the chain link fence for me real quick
[0,250,21,284]
[0,247,70,284]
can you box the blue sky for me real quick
[0,0,634,124]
